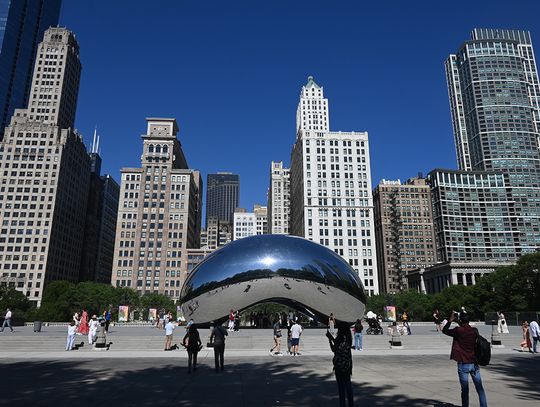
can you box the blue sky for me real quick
[61,0,540,215]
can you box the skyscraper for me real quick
[206,172,239,227]
[407,28,540,293]
[373,177,436,293]
[268,161,290,234]
[290,76,379,295]
[0,27,89,305]
[0,0,62,137]
[79,132,120,284]
[446,29,540,253]
[111,118,202,300]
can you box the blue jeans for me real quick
[354,332,363,350]
[1,319,12,332]
[533,336,539,353]
[457,363,487,407]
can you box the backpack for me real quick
[354,322,363,333]
[333,339,352,374]
[473,328,491,366]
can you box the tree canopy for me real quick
[366,253,540,321]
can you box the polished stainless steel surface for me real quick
[180,235,366,324]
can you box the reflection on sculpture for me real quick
[180,235,366,324]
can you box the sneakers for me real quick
[275,352,283,356]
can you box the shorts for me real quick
[166,334,173,339]
[291,338,299,346]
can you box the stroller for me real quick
[366,317,383,335]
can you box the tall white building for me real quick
[290,76,379,295]
[268,161,290,234]
[0,28,91,305]
[233,205,267,240]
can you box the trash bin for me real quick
[33,321,42,332]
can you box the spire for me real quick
[91,126,97,153]
[306,75,320,89]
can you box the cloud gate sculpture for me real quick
[180,235,366,325]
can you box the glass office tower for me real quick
[446,29,540,254]
[0,0,61,137]
[206,173,240,227]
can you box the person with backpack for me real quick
[209,321,228,372]
[327,324,354,407]
[353,319,363,351]
[442,311,487,407]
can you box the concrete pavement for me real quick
[0,325,538,406]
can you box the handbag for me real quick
[206,341,214,348]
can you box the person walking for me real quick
[66,320,77,351]
[88,315,99,345]
[1,308,13,332]
[210,322,228,372]
[433,309,442,332]
[270,318,283,355]
[183,325,202,373]
[402,311,411,335]
[353,319,363,351]
[329,313,336,336]
[286,318,293,354]
[164,317,176,350]
[529,319,540,353]
[497,311,509,334]
[519,321,532,353]
[442,311,487,407]
[104,309,111,334]
[290,319,303,356]
[327,324,354,407]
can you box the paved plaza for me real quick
[0,325,538,406]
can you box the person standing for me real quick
[529,319,540,353]
[327,325,354,407]
[442,311,487,407]
[353,319,363,351]
[497,311,509,334]
[1,308,13,332]
[328,313,336,336]
[290,319,303,356]
[210,322,228,372]
[66,321,77,351]
[164,318,176,350]
[228,309,235,332]
[88,315,99,345]
[234,310,240,331]
[519,321,533,353]
[270,318,283,355]
[433,309,442,333]
[402,311,411,335]
[79,309,89,335]
[183,325,202,373]
[73,311,80,334]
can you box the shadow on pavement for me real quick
[0,358,460,407]
[488,353,540,401]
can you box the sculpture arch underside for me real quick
[180,235,366,325]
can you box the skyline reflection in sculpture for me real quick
[180,235,366,324]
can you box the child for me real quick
[66,320,76,351]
